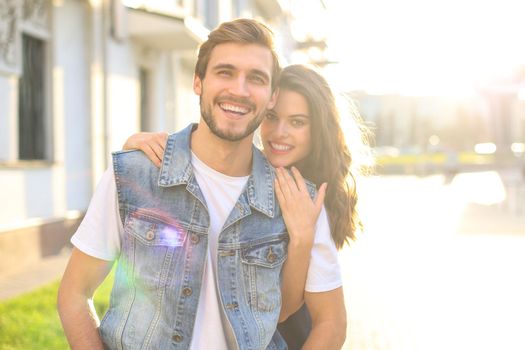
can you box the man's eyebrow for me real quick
[211,63,235,71]
[211,64,270,82]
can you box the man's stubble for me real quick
[199,93,267,142]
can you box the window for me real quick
[204,0,217,29]
[18,33,47,160]
[194,0,218,29]
[232,0,241,17]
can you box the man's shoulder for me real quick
[111,149,160,177]
[112,149,154,165]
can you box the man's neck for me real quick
[190,122,254,177]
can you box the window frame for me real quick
[15,5,53,164]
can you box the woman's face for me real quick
[260,89,312,168]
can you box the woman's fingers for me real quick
[150,141,166,164]
[151,132,168,157]
[290,167,308,193]
[274,177,285,205]
[123,133,143,150]
[143,145,162,168]
[153,133,168,166]
[122,132,168,168]
[276,168,326,214]
[276,168,293,200]
[141,136,164,168]
[280,167,300,192]
[315,183,327,210]
[157,132,168,145]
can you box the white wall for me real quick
[53,0,92,211]
[173,54,200,132]
[0,75,17,161]
[0,169,50,223]
[106,39,140,154]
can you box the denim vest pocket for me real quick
[124,208,188,291]
[127,208,187,247]
[241,235,288,312]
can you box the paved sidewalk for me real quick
[0,249,71,301]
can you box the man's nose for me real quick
[228,76,250,97]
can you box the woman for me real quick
[124,64,367,348]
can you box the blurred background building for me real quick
[352,71,525,175]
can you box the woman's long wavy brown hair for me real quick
[278,65,368,248]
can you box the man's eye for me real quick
[218,70,232,76]
[250,75,266,84]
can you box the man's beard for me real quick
[200,95,266,142]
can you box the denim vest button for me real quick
[267,247,277,263]
[145,230,155,241]
[172,334,183,343]
[182,287,192,296]
[190,233,200,244]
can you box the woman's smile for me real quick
[268,141,294,153]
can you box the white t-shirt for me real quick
[72,155,342,349]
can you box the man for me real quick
[57,18,345,350]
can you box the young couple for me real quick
[58,18,362,350]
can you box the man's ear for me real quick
[193,75,202,95]
[267,87,279,109]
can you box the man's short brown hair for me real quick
[195,18,281,91]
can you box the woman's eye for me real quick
[266,112,277,120]
[291,119,305,127]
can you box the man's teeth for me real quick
[220,103,249,114]
[271,142,291,151]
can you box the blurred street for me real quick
[340,170,525,350]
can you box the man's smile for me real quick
[219,102,250,116]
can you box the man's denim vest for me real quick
[99,124,290,350]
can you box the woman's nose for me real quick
[275,121,289,137]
